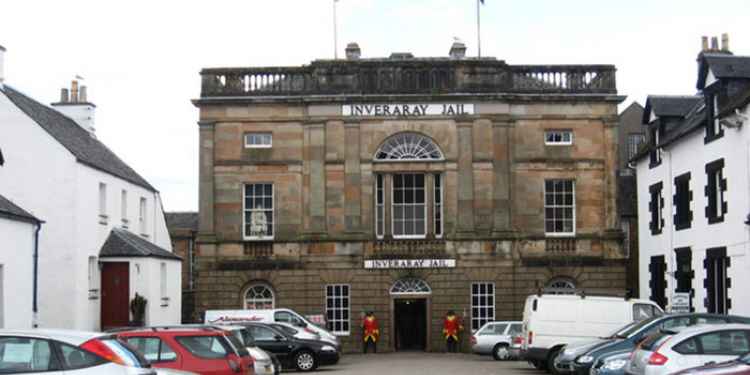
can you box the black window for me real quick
[705,93,724,143]
[705,159,727,223]
[704,247,731,314]
[649,255,667,309]
[673,173,693,230]
[649,126,662,168]
[674,248,694,312]
[247,326,280,341]
[649,182,664,235]
[0,337,61,374]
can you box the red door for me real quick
[101,262,130,329]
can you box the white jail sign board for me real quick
[343,103,474,117]
[364,259,456,269]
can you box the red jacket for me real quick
[442,315,463,340]
[363,316,380,342]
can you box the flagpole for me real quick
[477,0,481,58]
[333,0,339,59]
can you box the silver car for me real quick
[471,321,523,360]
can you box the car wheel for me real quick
[547,347,564,375]
[294,350,317,372]
[531,360,547,371]
[493,344,510,361]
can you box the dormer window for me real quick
[649,126,662,168]
[705,92,724,143]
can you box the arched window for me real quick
[244,284,275,309]
[390,278,432,295]
[374,133,444,161]
[544,277,576,295]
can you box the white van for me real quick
[521,294,662,369]
[204,308,340,348]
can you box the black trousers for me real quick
[364,337,377,353]
[446,336,459,353]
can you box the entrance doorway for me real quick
[394,298,427,351]
[101,262,130,329]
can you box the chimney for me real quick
[51,79,97,135]
[711,36,719,51]
[721,33,730,52]
[345,42,361,60]
[0,45,6,88]
[701,36,709,52]
[449,41,467,59]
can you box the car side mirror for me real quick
[274,335,285,341]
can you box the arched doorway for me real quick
[390,278,431,351]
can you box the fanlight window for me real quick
[374,133,444,161]
[244,284,275,309]
[390,278,432,295]
[544,278,576,295]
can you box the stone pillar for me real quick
[456,122,475,233]
[344,122,362,233]
[305,123,327,234]
[603,118,619,230]
[198,121,216,239]
[492,118,513,233]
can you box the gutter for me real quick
[32,220,43,328]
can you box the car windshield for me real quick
[224,333,250,357]
[617,316,660,338]
[740,352,750,364]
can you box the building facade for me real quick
[0,46,181,330]
[193,43,628,352]
[634,35,750,315]
[165,212,199,323]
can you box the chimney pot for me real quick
[449,41,467,59]
[721,33,730,52]
[345,42,361,60]
[60,88,69,103]
[71,80,79,102]
[701,36,709,52]
[79,86,87,103]
[711,36,719,51]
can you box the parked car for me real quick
[268,322,321,342]
[675,352,750,375]
[625,324,750,375]
[0,329,154,374]
[155,369,200,375]
[204,308,340,348]
[511,334,525,360]
[521,294,662,370]
[554,322,640,374]
[208,324,278,375]
[471,321,522,360]
[115,326,254,375]
[243,322,340,372]
[590,350,632,375]
[564,314,750,375]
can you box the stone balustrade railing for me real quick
[200,60,616,97]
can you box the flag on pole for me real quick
[477,0,484,57]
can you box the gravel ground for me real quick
[304,352,538,375]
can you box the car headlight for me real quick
[321,345,337,352]
[577,355,595,364]
[602,359,628,371]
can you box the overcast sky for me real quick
[1,0,747,211]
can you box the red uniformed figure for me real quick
[362,311,379,353]
[443,310,463,353]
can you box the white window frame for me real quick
[628,134,645,160]
[544,130,574,146]
[244,284,275,309]
[98,183,107,219]
[325,284,351,336]
[243,183,274,241]
[375,174,384,239]
[121,190,128,225]
[88,256,99,300]
[244,133,273,148]
[714,169,723,218]
[160,262,169,307]
[391,173,427,239]
[139,197,148,235]
[471,282,496,332]
[544,179,576,237]
[434,173,443,238]
[712,95,722,136]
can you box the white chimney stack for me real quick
[51,79,97,135]
[0,45,6,88]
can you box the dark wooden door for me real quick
[101,262,130,329]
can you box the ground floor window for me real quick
[674,248,694,312]
[325,284,350,335]
[649,255,667,309]
[244,284,274,309]
[705,247,730,314]
[545,277,576,294]
[471,282,495,331]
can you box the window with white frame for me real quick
[628,134,646,160]
[375,175,384,238]
[244,284,274,309]
[544,180,575,235]
[160,262,168,306]
[434,173,443,238]
[98,183,107,218]
[325,284,350,335]
[544,130,573,145]
[471,282,495,331]
[121,190,128,224]
[245,133,272,148]
[88,256,99,299]
[392,174,426,238]
[244,183,274,240]
[139,197,147,235]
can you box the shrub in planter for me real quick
[129,293,148,326]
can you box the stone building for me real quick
[165,212,199,323]
[192,42,628,352]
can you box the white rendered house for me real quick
[634,36,750,315]
[0,46,181,330]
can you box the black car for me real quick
[241,322,340,372]
[570,313,750,375]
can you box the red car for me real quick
[115,327,254,375]
[676,352,750,375]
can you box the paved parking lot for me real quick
[311,352,537,375]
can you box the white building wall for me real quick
[637,104,750,315]
[0,217,36,329]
